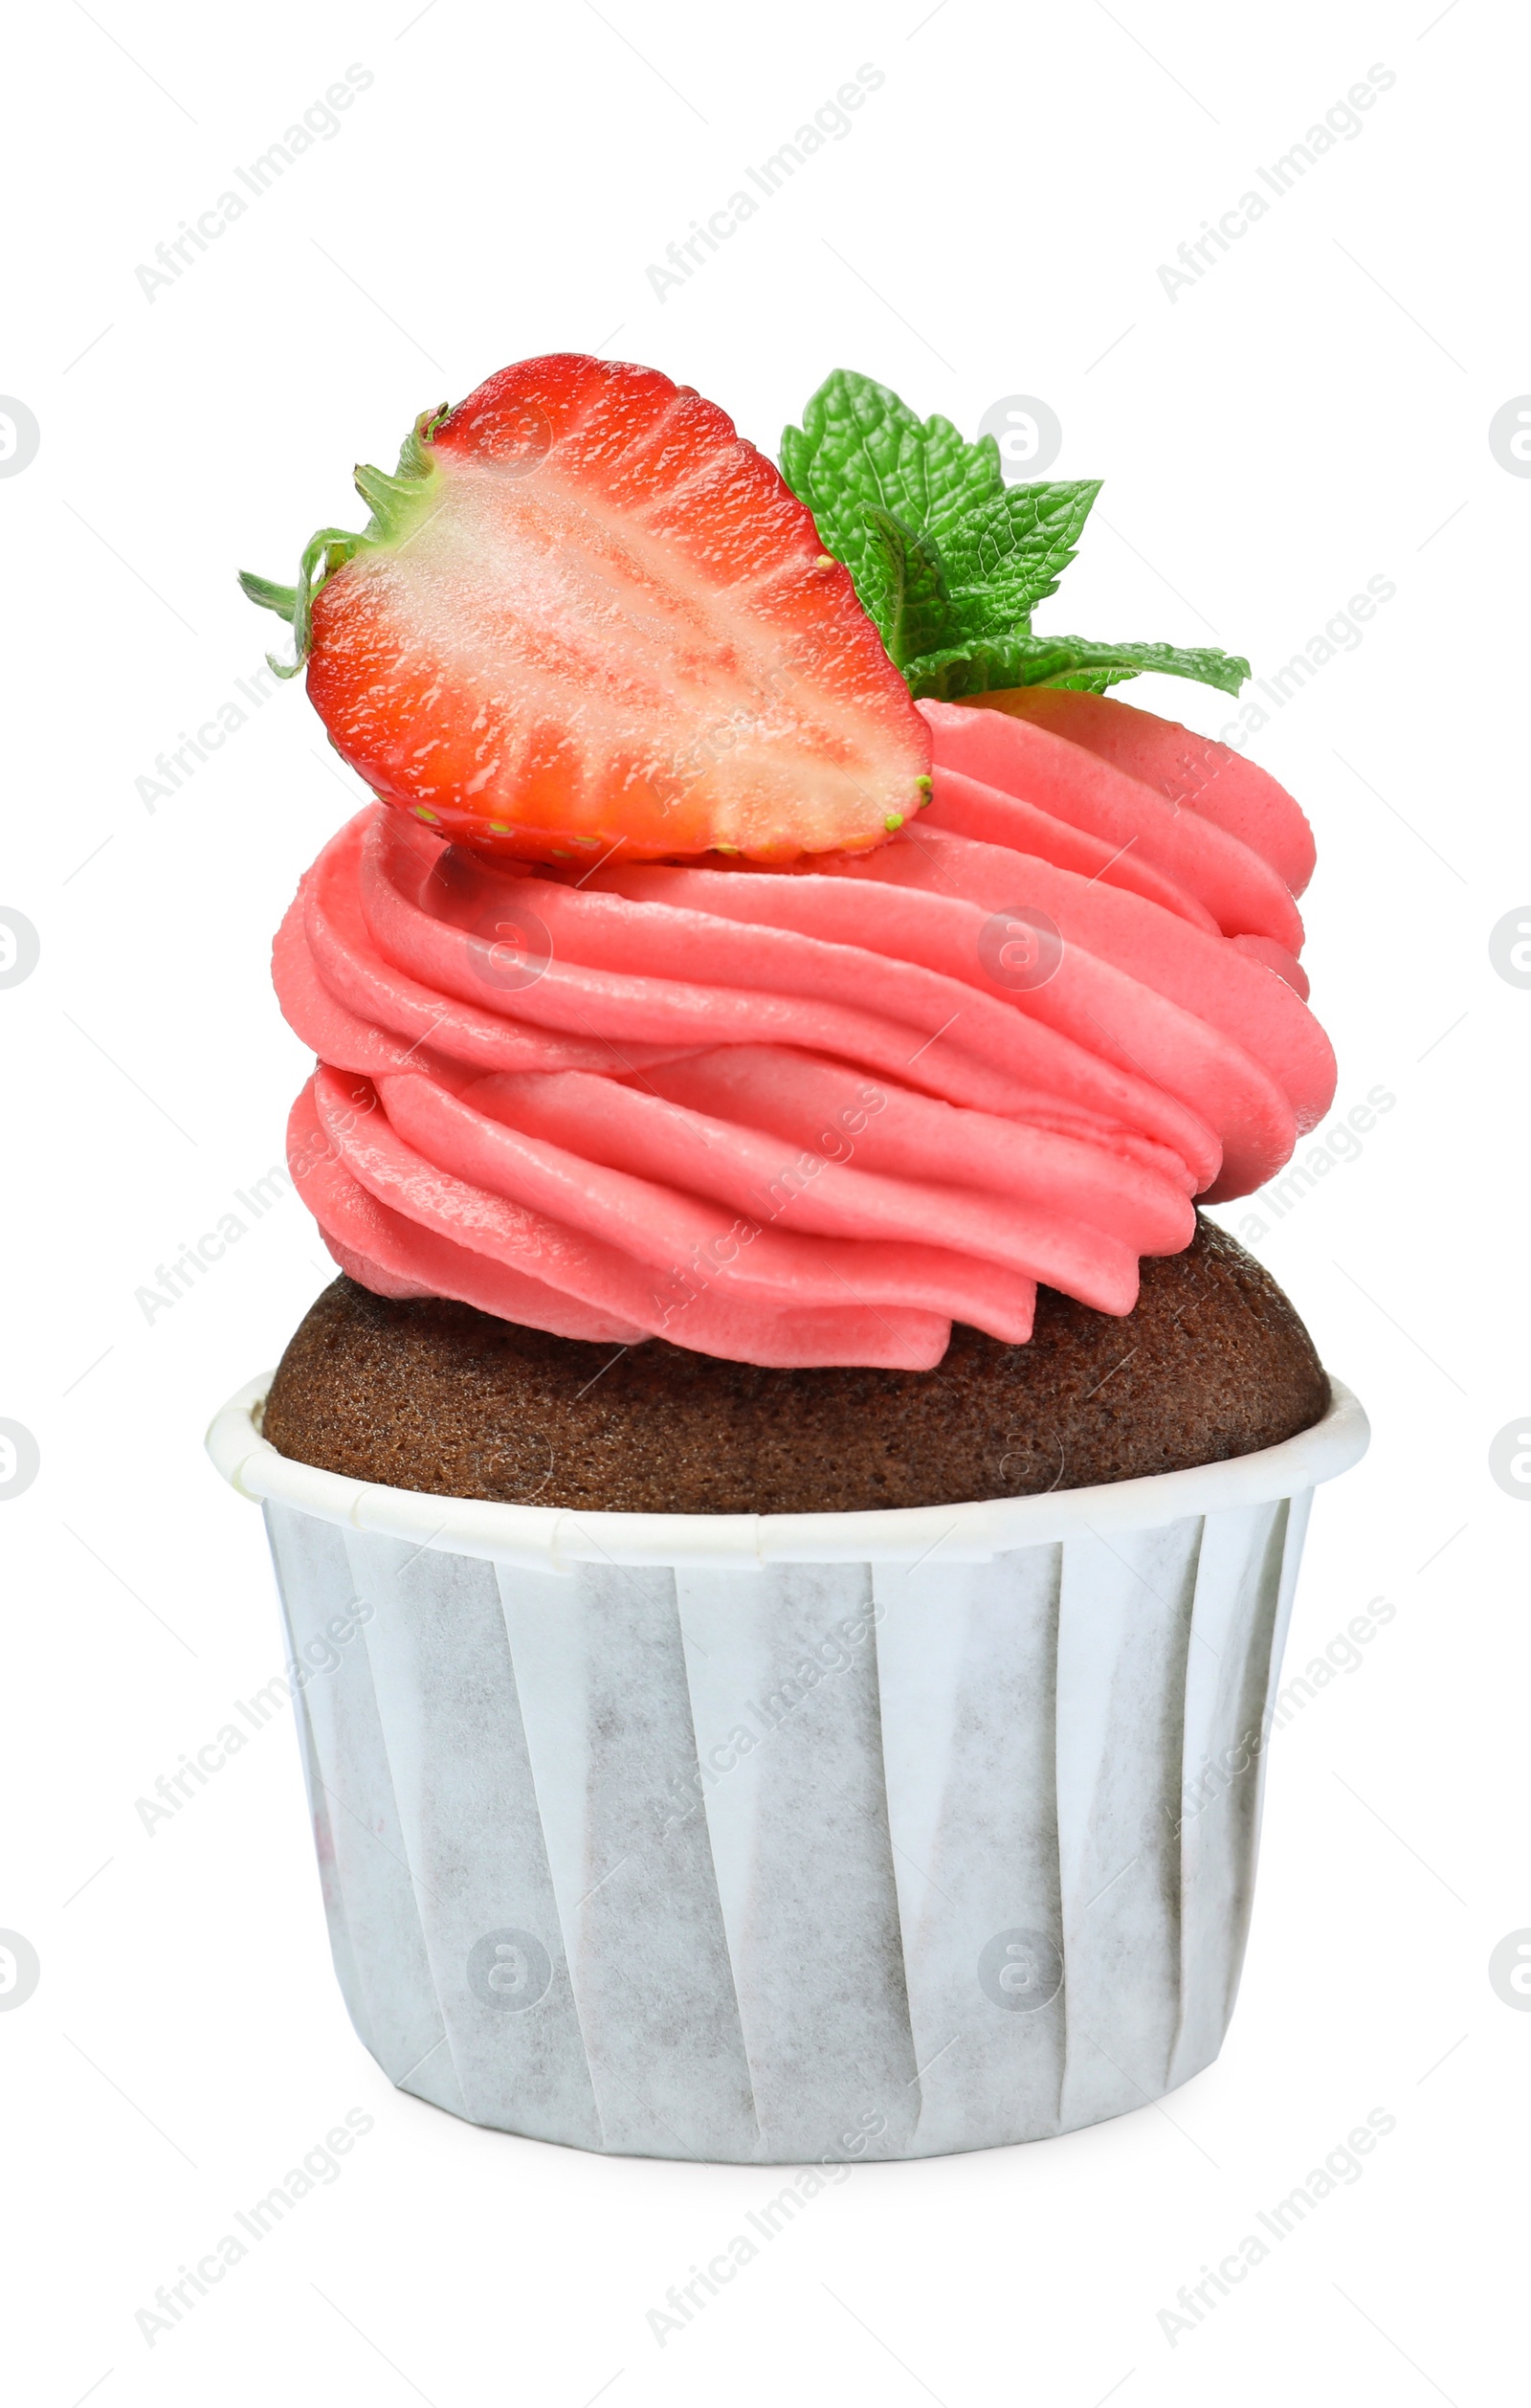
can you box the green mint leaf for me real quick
[783,368,1251,710]
[943,480,1102,638]
[902,634,1251,702]
[780,368,1000,619]
[1031,637,1251,697]
[899,640,1045,701]
[885,415,1004,550]
[859,507,958,668]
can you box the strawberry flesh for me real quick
[301,355,931,864]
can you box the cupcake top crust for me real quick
[261,1218,1328,1513]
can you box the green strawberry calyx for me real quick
[238,403,451,678]
[780,369,1250,702]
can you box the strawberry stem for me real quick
[237,401,451,679]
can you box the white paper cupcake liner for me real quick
[208,1375,1367,2162]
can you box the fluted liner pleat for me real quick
[260,1486,1310,2160]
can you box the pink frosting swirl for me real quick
[274,695,1332,1370]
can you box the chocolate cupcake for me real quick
[262,1215,1328,1515]
[211,354,1366,2160]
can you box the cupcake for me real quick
[210,356,1367,2161]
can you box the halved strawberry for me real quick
[241,354,931,864]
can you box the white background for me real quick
[2,1,1525,2400]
